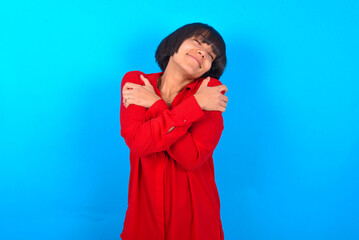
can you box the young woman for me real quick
[119,22,228,240]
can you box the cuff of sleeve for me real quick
[146,98,169,119]
[171,95,204,125]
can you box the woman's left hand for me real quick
[122,75,161,108]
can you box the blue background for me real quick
[1,0,358,239]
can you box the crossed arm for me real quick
[120,71,228,171]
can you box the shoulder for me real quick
[207,77,223,87]
[121,70,144,86]
[192,77,226,95]
[121,70,160,87]
[194,76,223,89]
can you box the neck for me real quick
[158,61,194,96]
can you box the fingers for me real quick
[217,85,228,94]
[218,106,226,112]
[218,95,228,111]
[123,75,150,89]
[123,97,128,108]
[122,87,133,107]
[140,74,151,86]
[219,100,227,108]
[125,100,130,108]
[122,91,132,101]
[219,95,228,111]
[123,82,139,90]
[204,77,210,85]
[122,88,132,95]
[199,77,211,88]
[122,82,141,99]
[123,97,133,108]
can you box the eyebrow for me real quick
[194,36,216,57]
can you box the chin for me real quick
[186,70,204,79]
[182,65,206,79]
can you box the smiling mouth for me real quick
[188,54,201,68]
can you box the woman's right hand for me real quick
[193,77,229,112]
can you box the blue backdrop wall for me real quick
[1,0,358,239]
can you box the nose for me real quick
[197,50,205,59]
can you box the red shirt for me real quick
[119,70,225,240]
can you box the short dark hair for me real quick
[155,22,227,79]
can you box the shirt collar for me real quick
[148,72,201,91]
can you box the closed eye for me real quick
[194,39,214,60]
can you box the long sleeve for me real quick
[166,111,223,171]
[120,71,226,240]
[143,77,225,171]
[146,105,224,171]
[120,71,205,158]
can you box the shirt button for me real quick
[183,119,187,122]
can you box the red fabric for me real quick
[119,70,225,240]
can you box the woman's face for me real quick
[170,35,216,79]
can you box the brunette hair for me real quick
[155,22,227,79]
